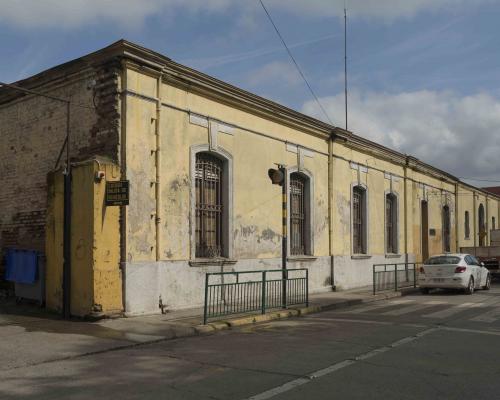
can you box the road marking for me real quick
[303,317,428,328]
[442,326,500,336]
[469,307,500,323]
[344,299,414,314]
[381,301,447,316]
[423,302,484,319]
[245,327,438,400]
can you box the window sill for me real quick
[188,258,238,267]
[351,254,372,260]
[385,254,402,259]
[287,255,317,262]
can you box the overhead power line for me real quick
[258,0,334,125]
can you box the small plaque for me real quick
[429,229,436,236]
[106,180,129,206]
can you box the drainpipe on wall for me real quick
[486,195,489,245]
[328,132,335,290]
[404,158,408,266]
[119,60,128,313]
[155,73,163,261]
[473,191,477,247]
[455,183,459,253]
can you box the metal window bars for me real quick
[290,174,306,255]
[195,153,223,258]
[353,188,364,253]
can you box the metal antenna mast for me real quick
[344,2,348,131]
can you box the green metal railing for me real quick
[203,269,308,324]
[372,263,420,294]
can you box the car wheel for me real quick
[483,274,491,290]
[465,277,475,295]
[420,287,430,294]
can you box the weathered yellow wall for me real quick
[124,65,497,265]
[125,68,330,264]
[45,160,122,316]
[92,162,123,313]
[45,171,64,311]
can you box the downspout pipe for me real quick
[120,61,128,313]
[328,131,335,290]
[455,183,459,253]
[404,158,408,266]
[155,73,163,261]
[473,191,477,247]
[486,195,489,245]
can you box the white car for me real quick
[418,253,491,295]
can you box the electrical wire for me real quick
[258,0,334,125]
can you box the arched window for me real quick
[385,193,398,254]
[464,211,470,239]
[478,204,485,246]
[442,205,451,252]
[353,186,367,254]
[195,153,224,258]
[290,173,308,255]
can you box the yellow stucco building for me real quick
[1,40,499,317]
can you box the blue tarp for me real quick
[4,249,39,284]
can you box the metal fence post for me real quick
[203,274,209,324]
[261,271,267,314]
[394,264,398,292]
[413,263,417,288]
[305,269,309,307]
[373,265,376,295]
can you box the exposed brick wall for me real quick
[0,59,121,276]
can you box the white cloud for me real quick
[274,0,495,20]
[0,0,232,29]
[302,90,500,180]
[0,0,495,29]
[247,61,301,87]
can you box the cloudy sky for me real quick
[2,0,500,185]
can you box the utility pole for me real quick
[268,165,288,309]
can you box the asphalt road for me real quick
[1,286,500,400]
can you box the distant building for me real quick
[1,40,499,316]
[483,187,500,196]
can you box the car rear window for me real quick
[425,256,461,265]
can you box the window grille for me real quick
[443,205,451,252]
[353,187,365,254]
[195,153,223,258]
[290,174,306,255]
[464,211,470,239]
[386,194,396,253]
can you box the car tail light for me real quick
[419,267,425,274]
[455,266,466,273]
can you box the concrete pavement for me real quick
[1,285,499,399]
[0,286,410,371]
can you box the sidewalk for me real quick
[0,286,417,371]
[100,285,417,338]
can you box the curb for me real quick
[194,289,415,335]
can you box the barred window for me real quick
[353,186,367,254]
[464,211,470,239]
[290,173,306,255]
[443,205,451,252]
[386,193,398,254]
[195,153,224,258]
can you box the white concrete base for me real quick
[123,254,416,315]
[333,253,416,290]
[123,256,333,315]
